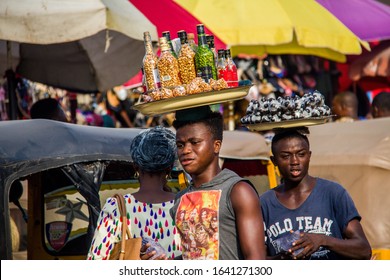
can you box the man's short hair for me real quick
[372,92,390,111]
[271,127,310,155]
[173,106,223,141]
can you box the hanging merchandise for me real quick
[157,37,181,88]
[177,30,197,85]
[195,24,218,81]
[142,31,161,91]
[225,49,239,87]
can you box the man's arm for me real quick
[231,181,266,260]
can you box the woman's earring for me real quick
[134,171,139,179]
[165,173,172,180]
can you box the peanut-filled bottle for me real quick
[177,30,196,85]
[157,37,181,88]
[195,24,217,80]
[142,31,161,91]
[162,31,178,58]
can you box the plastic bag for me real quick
[141,237,167,260]
[274,230,304,256]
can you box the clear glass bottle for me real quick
[157,37,181,88]
[225,49,238,87]
[187,33,198,53]
[162,31,178,58]
[206,34,218,77]
[195,24,217,81]
[177,30,196,85]
[217,49,227,81]
[142,31,161,91]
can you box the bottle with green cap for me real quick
[206,34,218,77]
[195,24,217,81]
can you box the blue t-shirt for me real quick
[260,178,361,260]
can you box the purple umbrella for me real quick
[316,0,390,41]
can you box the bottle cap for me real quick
[206,35,215,48]
[177,30,187,44]
[196,24,205,34]
[162,31,171,41]
[159,37,170,51]
[143,31,151,40]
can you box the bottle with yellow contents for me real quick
[177,30,196,85]
[157,37,181,88]
[142,31,161,91]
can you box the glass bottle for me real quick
[162,31,177,58]
[187,33,198,53]
[217,49,227,81]
[142,31,161,91]
[195,24,217,81]
[206,34,218,77]
[177,30,197,85]
[157,37,181,88]
[225,49,238,87]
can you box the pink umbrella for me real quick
[124,0,227,88]
[129,0,226,49]
[316,0,390,41]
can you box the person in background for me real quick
[106,88,136,128]
[331,91,359,122]
[371,91,390,118]
[261,128,371,260]
[170,105,266,260]
[30,97,68,122]
[87,126,181,260]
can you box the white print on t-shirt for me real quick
[266,216,334,239]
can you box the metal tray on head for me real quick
[245,116,333,132]
[132,85,251,116]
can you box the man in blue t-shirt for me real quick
[260,127,371,260]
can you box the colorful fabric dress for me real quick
[87,194,181,260]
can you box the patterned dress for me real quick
[87,194,181,260]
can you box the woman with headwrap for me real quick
[87,126,181,260]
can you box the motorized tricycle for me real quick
[0,119,271,260]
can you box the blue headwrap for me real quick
[130,126,176,173]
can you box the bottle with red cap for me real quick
[225,49,238,87]
[217,49,228,81]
